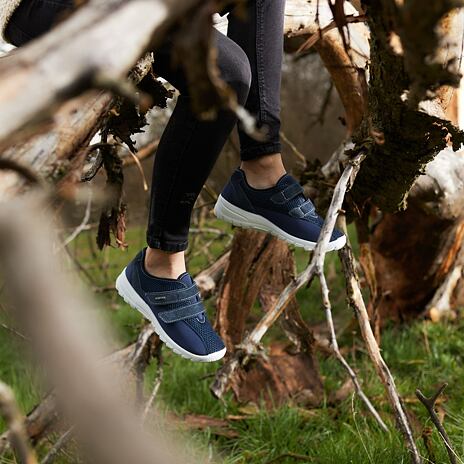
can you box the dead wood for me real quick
[339,228,421,462]
[0,52,154,202]
[285,1,368,135]
[195,250,230,299]
[0,394,56,456]
[215,230,283,350]
[40,427,74,464]
[0,0,204,148]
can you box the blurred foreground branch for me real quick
[0,193,200,464]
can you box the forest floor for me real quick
[1,221,464,464]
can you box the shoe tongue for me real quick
[275,173,296,189]
[177,272,193,286]
[275,174,308,209]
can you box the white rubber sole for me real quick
[115,270,226,363]
[214,195,346,252]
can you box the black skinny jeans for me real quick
[6,0,285,252]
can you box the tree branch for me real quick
[416,384,457,464]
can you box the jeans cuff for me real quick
[240,142,282,161]
[146,235,189,252]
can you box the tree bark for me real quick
[215,229,323,407]
[351,1,464,212]
[355,5,464,321]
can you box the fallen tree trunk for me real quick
[350,5,464,322]
[0,53,154,200]
[351,1,464,211]
[0,0,203,150]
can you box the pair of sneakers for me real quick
[115,169,346,362]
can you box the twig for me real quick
[122,139,159,167]
[416,384,458,464]
[0,381,38,464]
[339,229,421,462]
[290,14,367,55]
[280,130,307,171]
[63,244,96,286]
[0,323,29,341]
[126,150,149,192]
[58,188,93,251]
[40,427,74,464]
[142,343,164,423]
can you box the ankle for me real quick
[144,248,186,279]
[240,153,286,189]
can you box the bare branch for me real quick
[416,384,458,464]
[40,427,74,464]
[339,233,421,463]
[0,193,202,464]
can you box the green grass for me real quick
[1,222,464,463]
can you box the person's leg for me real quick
[227,0,286,189]
[117,30,252,361]
[145,30,251,278]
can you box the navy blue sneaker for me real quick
[214,169,346,252]
[115,250,226,362]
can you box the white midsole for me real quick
[214,195,346,252]
[115,270,226,363]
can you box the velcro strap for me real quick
[289,200,316,218]
[158,301,205,323]
[146,283,199,306]
[270,183,304,205]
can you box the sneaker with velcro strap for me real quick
[214,168,346,252]
[116,249,226,362]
